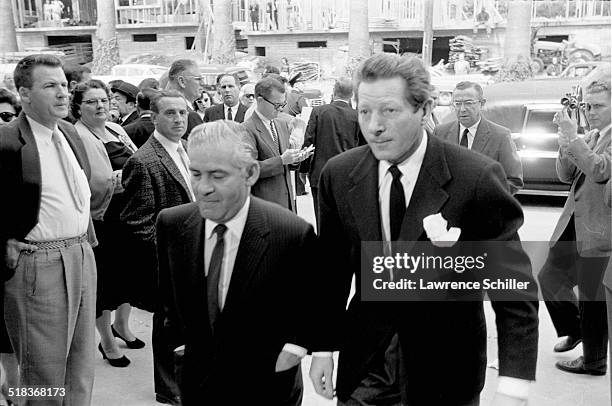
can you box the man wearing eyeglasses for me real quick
[434,81,523,194]
[165,59,205,138]
[240,82,256,109]
[242,76,313,212]
[203,74,248,124]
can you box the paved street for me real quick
[91,193,611,406]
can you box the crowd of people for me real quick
[0,51,609,406]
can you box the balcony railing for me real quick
[115,0,201,26]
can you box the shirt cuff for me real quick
[312,351,333,357]
[282,344,307,358]
[497,376,531,400]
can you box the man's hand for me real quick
[490,393,527,406]
[4,239,37,270]
[554,107,578,148]
[309,356,334,399]
[281,148,304,165]
[274,350,302,372]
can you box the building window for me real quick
[255,47,266,56]
[185,37,195,49]
[297,41,327,48]
[133,34,157,42]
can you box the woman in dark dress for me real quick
[71,80,143,368]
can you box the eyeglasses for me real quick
[244,94,255,99]
[183,75,205,84]
[0,111,16,122]
[195,99,209,104]
[82,98,109,106]
[260,95,287,111]
[452,100,481,108]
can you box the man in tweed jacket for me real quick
[120,90,194,405]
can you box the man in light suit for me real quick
[434,81,523,194]
[156,120,317,405]
[121,90,194,405]
[538,73,611,375]
[203,74,248,123]
[1,54,96,405]
[300,77,364,224]
[309,54,538,406]
[242,76,311,212]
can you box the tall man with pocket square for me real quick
[1,54,96,406]
[309,53,538,406]
[157,120,317,405]
[121,90,195,405]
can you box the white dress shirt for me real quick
[224,103,239,121]
[204,197,306,358]
[458,118,481,150]
[378,131,427,243]
[153,131,195,201]
[25,116,91,241]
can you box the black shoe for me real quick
[155,394,182,405]
[556,356,606,376]
[553,335,582,352]
[111,324,146,349]
[98,343,131,367]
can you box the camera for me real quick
[560,85,587,129]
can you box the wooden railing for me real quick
[115,0,200,26]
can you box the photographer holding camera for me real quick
[538,65,611,375]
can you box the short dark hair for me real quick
[14,54,63,90]
[168,59,198,82]
[354,53,430,110]
[137,88,160,111]
[150,89,187,114]
[264,65,280,75]
[70,79,111,119]
[254,76,285,99]
[63,64,91,85]
[0,88,21,114]
[454,81,484,99]
[333,77,353,100]
[138,77,160,90]
[216,73,241,87]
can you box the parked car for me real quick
[483,78,588,196]
[93,63,168,86]
[558,61,609,79]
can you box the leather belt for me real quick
[25,234,88,250]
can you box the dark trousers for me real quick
[311,186,319,229]
[153,309,181,400]
[539,219,609,368]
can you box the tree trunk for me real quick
[210,0,236,65]
[0,1,18,53]
[504,0,532,62]
[348,0,369,60]
[92,0,121,75]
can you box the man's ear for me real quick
[421,98,433,118]
[18,87,30,105]
[245,162,260,187]
[151,112,158,126]
[177,75,186,89]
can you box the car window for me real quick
[150,67,168,75]
[524,110,558,134]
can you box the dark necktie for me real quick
[227,107,233,121]
[207,224,227,330]
[270,120,281,153]
[460,128,469,148]
[389,165,406,242]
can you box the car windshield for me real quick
[524,110,558,134]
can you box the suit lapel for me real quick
[222,199,269,315]
[252,113,278,154]
[150,136,191,198]
[472,118,491,153]
[447,121,460,144]
[17,114,42,194]
[400,136,451,251]
[348,149,383,242]
[274,118,288,153]
[236,104,247,122]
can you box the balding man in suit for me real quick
[434,81,523,194]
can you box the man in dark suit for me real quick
[309,54,538,406]
[434,81,523,194]
[300,77,363,224]
[121,90,195,405]
[157,120,316,405]
[124,88,158,147]
[164,59,205,138]
[538,73,611,375]
[242,76,312,212]
[111,80,140,127]
[1,54,97,405]
[203,74,247,123]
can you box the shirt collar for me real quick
[205,196,250,241]
[459,117,481,136]
[153,129,180,149]
[26,115,59,139]
[378,131,428,187]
